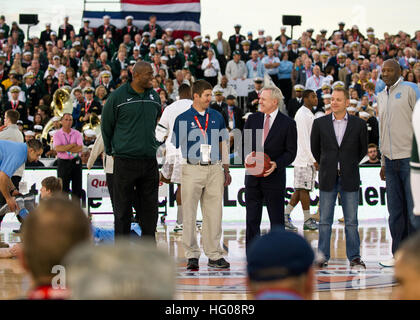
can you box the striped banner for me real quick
[83,0,201,38]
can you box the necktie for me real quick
[263,114,270,144]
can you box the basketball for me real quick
[245,152,271,177]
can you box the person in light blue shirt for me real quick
[277,51,294,104]
[246,50,264,79]
[261,48,280,86]
[0,139,43,213]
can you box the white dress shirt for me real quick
[264,108,279,130]
[292,106,316,167]
[305,75,325,91]
[201,57,220,77]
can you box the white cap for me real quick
[24,130,35,136]
[359,111,370,118]
[53,55,60,60]
[350,99,359,105]
[160,56,168,61]
[322,94,332,99]
[34,125,43,131]
[84,129,96,138]
[165,27,173,32]
[125,15,134,21]
[103,15,111,19]
[213,87,224,95]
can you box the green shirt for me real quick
[101,82,161,159]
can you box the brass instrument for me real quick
[41,88,74,141]
[82,113,101,136]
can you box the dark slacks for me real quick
[204,76,218,87]
[113,157,159,238]
[106,173,115,210]
[278,78,292,106]
[0,176,22,224]
[385,157,419,255]
[217,55,227,75]
[57,158,83,200]
[245,182,285,253]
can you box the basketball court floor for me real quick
[0,218,395,300]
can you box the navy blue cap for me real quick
[247,229,315,282]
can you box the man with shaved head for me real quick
[377,59,420,267]
[102,61,162,238]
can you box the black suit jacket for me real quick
[286,98,303,119]
[310,113,368,192]
[246,90,260,113]
[244,111,297,189]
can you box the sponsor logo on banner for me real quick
[20,167,387,221]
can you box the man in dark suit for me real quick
[58,16,74,41]
[225,95,244,131]
[246,77,263,113]
[286,84,304,119]
[210,88,228,124]
[244,86,297,252]
[228,24,245,57]
[40,23,53,46]
[95,15,117,40]
[310,87,368,269]
[122,16,138,40]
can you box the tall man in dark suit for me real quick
[310,87,368,269]
[228,24,245,58]
[244,86,297,251]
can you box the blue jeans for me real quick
[385,157,419,255]
[318,176,360,262]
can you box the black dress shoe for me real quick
[208,258,230,269]
[187,258,199,270]
[350,258,366,269]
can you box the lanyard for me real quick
[85,100,92,113]
[63,130,72,145]
[11,101,18,110]
[314,76,321,88]
[194,113,209,141]
[228,108,234,120]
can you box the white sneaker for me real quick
[379,258,395,267]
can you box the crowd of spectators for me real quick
[0,14,419,166]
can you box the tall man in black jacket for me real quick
[310,87,368,269]
[244,86,297,252]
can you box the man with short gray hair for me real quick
[64,239,175,300]
[244,86,297,251]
